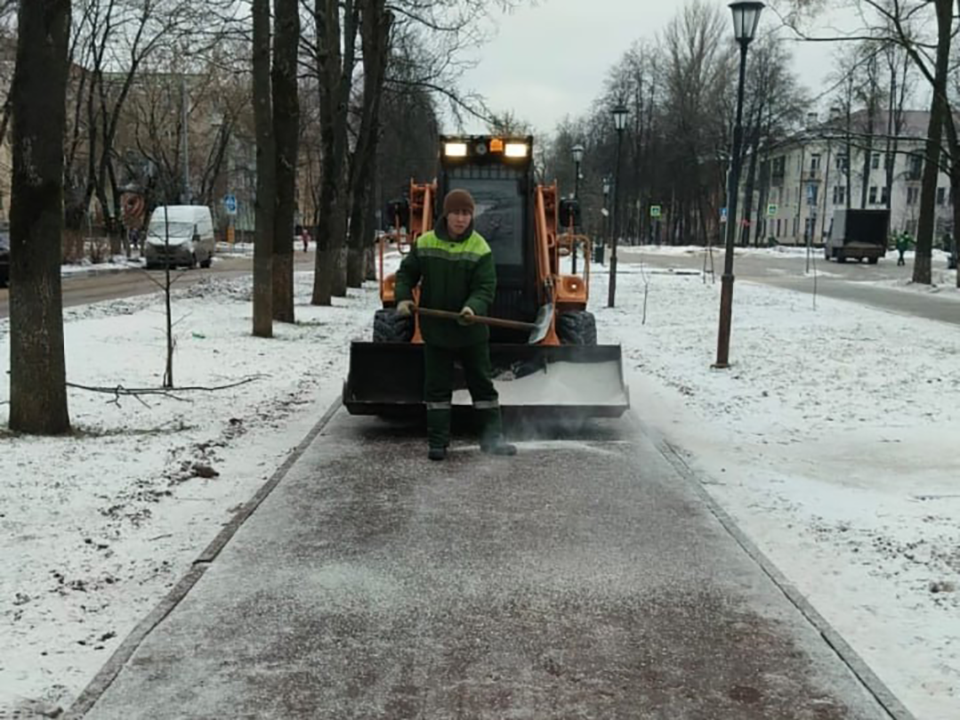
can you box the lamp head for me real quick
[611,103,629,132]
[729,1,764,45]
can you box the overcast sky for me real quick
[458,0,857,135]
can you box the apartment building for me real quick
[743,110,953,246]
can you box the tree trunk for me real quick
[952,166,960,288]
[740,123,760,247]
[347,244,365,288]
[860,119,873,210]
[364,245,377,281]
[8,0,72,435]
[252,0,275,337]
[913,0,952,285]
[272,0,300,322]
[311,0,358,305]
[347,0,391,289]
[332,244,348,296]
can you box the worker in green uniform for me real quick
[395,189,517,461]
[896,231,912,266]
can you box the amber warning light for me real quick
[489,138,504,153]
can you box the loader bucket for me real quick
[343,342,630,419]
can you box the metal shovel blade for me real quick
[527,303,554,345]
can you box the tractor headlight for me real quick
[504,143,529,158]
[444,142,468,157]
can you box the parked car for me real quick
[0,225,9,288]
[143,205,216,269]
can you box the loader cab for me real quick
[438,136,538,337]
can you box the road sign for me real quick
[224,194,238,216]
[720,207,728,223]
[650,205,662,218]
[767,203,778,217]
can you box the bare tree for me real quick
[252,0,274,337]
[346,0,392,288]
[311,0,358,305]
[777,0,956,283]
[738,35,807,245]
[8,0,72,434]
[659,0,734,245]
[63,0,240,246]
[272,0,300,321]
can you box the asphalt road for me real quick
[618,246,959,326]
[0,251,316,320]
[79,410,894,719]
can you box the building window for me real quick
[907,186,920,205]
[836,154,848,171]
[908,154,923,180]
[807,183,819,205]
[881,186,889,205]
[810,153,821,171]
[937,187,946,205]
[772,156,786,182]
[872,153,881,169]
[833,186,845,205]
[776,218,781,237]
[869,186,878,204]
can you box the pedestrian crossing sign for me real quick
[767,203,778,216]
[650,205,662,218]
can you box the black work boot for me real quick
[428,446,447,461]
[480,437,517,456]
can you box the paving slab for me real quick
[79,411,893,719]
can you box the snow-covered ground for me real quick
[0,265,386,716]
[589,262,960,720]
[2,248,958,718]
[59,255,146,276]
[622,243,959,299]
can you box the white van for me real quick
[144,205,216,269]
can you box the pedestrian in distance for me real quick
[896,231,912,266]
[301,227,310,253]
[395,188,517,462]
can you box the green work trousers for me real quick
[424,343,502,449]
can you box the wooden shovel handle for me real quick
[417,307,536,332]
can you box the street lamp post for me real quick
[572,143,584,273]
[607,103,629,308]
[714,1,764,369]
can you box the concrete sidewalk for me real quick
[74,410,898,719]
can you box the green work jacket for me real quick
[395,224,497,348]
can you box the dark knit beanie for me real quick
[443,189,475,216]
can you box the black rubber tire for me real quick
[824,248,830,261]
[837,253,847,263]
[868,257,879,265]
[557,311,597,346]
[373,308,414,343]
[200,255,212,268]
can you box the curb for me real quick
[63,396,344,719]
[61,262,149,280]
[653,435,916,720]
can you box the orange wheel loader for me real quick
[343,135,629,419]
